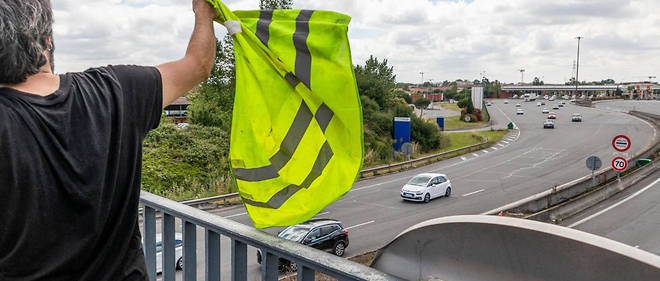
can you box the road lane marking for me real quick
[461,157,467,161]
[472,153,479,157]
[568,178,660,228]
[483,150,489,153]
[491,147,498,151]
[502,141,509,144]
[224,212,247,218]
[344,220,375,230]
[350,177,408,192]
[462,189,485,197]
[314,211,330,217]
[498,143,505,147]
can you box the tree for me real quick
[259,0,293,9]
[532,77,544,85]
[414,97,431,117]
[188,35,235,130]
[394,90,412,104]
[354,55,396,109]
[457,97,474,114]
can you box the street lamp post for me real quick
[575,36,583,100]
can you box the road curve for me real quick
[155,99,658,280]
[562,169,660,256]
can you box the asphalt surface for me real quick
[151,99,658,280]
[561,169,660,256]
[594,100,660,115]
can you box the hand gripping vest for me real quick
[208,1,364,228]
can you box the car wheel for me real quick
[445,187,451,197]
[424,193,430,203]
[333,241,346,257]
[176,257,183,270]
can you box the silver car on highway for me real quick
[401,173,452,203]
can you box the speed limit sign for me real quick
[611,157,628,171]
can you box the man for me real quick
[0,0,218,280]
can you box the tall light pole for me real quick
[575,36,583,99]
[419,72,425,86]
[519,69,525,84]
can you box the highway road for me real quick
[151,99,657,280]
[562,169,660,256]
[594,100,660,115]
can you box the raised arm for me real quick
[157,0,217,107]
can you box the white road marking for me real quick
[344,220,375,230]
[491,147,498,151]
[314,211,330,217]
[461,157,467,161]
[472,153,479,157]
[483,150,489,153]
[498,143,506,147]
[350,177,407,192]
[568,178,660,228]
[224,212,247,218]
[502,141,509,144]
[462,189,485,197]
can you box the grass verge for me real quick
[438,103,489,130]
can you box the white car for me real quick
[542,108,549,114]
[148,233,184,274]
[503,100,509,104]
[515,103,521,107]
[536,102,542,107]
[401,173,452,203]
[516,109,524,115]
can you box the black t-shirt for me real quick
[0,65,162,280]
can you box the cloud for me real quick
[49,0,660,83]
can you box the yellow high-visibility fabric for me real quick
[207,1,363,228]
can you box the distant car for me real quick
[542,108,549,114]
[548,112,557,119]
[257,219,349,267]
[536,102,542,107]
[558,103,564,107]
[572,113,583,122]
[401,173,452,203]
[503,100,509,104]
[561,101,566,105]
[515,103,521,107]
[487,102,493,106]
[516,109,524,115]
[541,101,545,105]
[147,233,184,274]
[544,119,555,129]
[553,105,559,109]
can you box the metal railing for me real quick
[359,137,490,177]
[140,190,400,281]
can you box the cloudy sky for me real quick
[52,0,660,84]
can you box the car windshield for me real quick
[407,175,431,186]
[278,226,311,242]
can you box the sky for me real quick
[51,0,660,84]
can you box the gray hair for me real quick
[0,0,54,84]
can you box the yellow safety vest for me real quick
[208,1,363,228]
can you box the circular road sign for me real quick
[586,156,602,171]
[611,157,628,171]
[612,135,631,152]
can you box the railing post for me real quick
[205,229,221,281]
[231,239,248,281]
[261,250,279,281]
[162,214,176,281]
[143,206,157,281]
[183,221,197,281]
[297,264,315,281]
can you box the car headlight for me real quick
[415,192,423,195]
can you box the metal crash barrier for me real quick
[371,215,660,281]
[139,190,399,281]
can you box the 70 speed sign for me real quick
[611,157,628,171]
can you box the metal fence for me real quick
[140,190,400,281]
